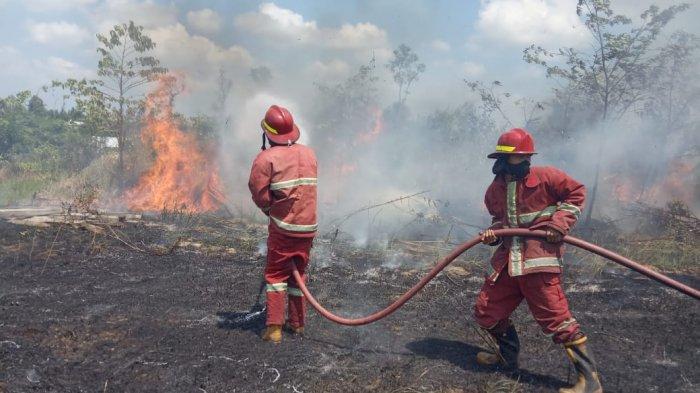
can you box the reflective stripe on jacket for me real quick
[248,143,318,238]
[484,166,585,280]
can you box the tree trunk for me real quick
[583,146,602,226]
[117,100,125,187]
[583,99,609,227]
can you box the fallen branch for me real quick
[102,223,182,256]
[104,224,146,253]
[40,224,63,275]
[329,190,430,231]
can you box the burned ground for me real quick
[0,214,698,393]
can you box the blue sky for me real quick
[1,0,697,116]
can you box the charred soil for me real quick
[0,214,698,392]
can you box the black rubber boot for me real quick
[476,320,520,370]
[559,336,603,393]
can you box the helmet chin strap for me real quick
[261,133,267,151]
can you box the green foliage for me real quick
[386,44,426,104]
[644,31,700,132]
[48,21,167,184]
[524,0,690,121]
[28,95,46,114]
[96,20,166,95]
[523,1,692,224]
[314,56,380,145]
[465,80,545,129]
[0,90,106,206]
[427,102,495,146]
[49,78,112,137]
[0,174,48,206]
[185,114,218,145]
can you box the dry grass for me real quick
[480,376,522,393]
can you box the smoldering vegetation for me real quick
[0,1,698,266]
[214,4,700,253]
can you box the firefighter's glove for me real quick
[481,229,499,245]
[545,228,564,243]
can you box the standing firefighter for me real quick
[248,105,318,344]
[474,128,602,393]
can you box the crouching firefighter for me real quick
[474,128,603,393]
[248,105,318,344]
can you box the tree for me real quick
[213,68,233,125]
[644,31,699,135]
[638,31,700,200]
[0,91,100,176]
[28,95,45,114]
[465,80,544,129]
[49,78,112,144]
[386,44,426,104]
[523,0,690,224]
[95,21,167,182]
[314,56,379,142]
[312,56,379,170]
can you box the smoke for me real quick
[207,52,700,244]
[101,2,697,241]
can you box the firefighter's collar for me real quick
[524,171,541,188]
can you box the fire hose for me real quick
[292,228,700,326]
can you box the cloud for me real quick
[91,0,179,33]
[145,23,253,112]
[147,24,252,75]
[28,21,90,45]
[43,56,94,79]
[470,0,588,49]
[24,0,97,11]
[430,39,451,52]
[186,8,222,35]
[463,61,485,77]
[0,46,94,94]
[234,2,388,50]
[307,59,351,81]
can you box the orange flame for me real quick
[645,159,695,205]
[610,158,696,208]
[355,107,384,145]
[124,75,225,213]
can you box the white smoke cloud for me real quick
[430,39,451,52]
[23,0,97,11]
[90,0,179,32]
[469,0,588,49]
[234,2,389,51]
[186,8,222,35]
[28,21,90,45]
[146,23,253,113]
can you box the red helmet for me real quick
[487,128,537,158]
[260,105,300,144]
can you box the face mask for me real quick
[492,157,508,175]
[492,156,530,179]
[506,160,530,179]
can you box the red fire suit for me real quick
[474,166,586,343]
[248,143,317,327]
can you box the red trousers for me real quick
[264,231,313,327]
[474,271,580,343]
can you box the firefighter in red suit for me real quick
[248,105,317,344]
[475,128,602,393]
